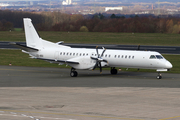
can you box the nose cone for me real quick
[166,61,173,69]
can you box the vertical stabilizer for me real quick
[24,18,42,49]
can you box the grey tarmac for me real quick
[0,65,180,120]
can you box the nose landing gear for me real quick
[156,72,162,79]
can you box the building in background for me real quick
[62,0,72,5]
[105,7,123,12]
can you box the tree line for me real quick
[0,10,180,34]
[51,15,180,34]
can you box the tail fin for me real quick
[23,18,42,49]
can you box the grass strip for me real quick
[1,31,180,46]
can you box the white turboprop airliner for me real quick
[11,18,172,79]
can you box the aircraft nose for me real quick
[166,61,173,69]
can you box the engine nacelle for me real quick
[66,56,96,70]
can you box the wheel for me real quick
[156,75,162,79]
[110,68,117,75]
[70,71,78,77]
[74,71,78,77]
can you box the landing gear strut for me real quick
[156,72,162,79]
[110,67,118,75]
[70,68,78,77]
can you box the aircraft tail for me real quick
[23,18,42,49]
[23,18,70,50]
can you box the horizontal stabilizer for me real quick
[9,42,39,52]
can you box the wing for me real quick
[37,58,79,64]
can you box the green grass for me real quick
[0,49,67,68]
[39,32,180,46]
[1,31,180,46]
[14,28,23,32]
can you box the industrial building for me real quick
[62,0,72,5]
[105,7,123,12]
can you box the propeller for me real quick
[90,46,108,73]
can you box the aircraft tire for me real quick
[111,68,117,75]
[156,75,162,79]
[70,71,78,77]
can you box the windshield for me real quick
[150,55,156,59]
[156,55,163,59]
[150,55,164,59]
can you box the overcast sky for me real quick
[0,0,178,2]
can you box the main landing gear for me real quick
[156,72,162,79]
[70,68,78,77]
[110,67,118,75]
[70,67,118,77]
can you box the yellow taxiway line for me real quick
[159,116,180,120]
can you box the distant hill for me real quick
[125,0,178,2]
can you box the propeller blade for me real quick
[92,61,98,70]
[96,46,99,57]
[91,56,98,60]
[99,62,102,73]
[102,59,108,63]
[91,46,107,73]
[101,47,106,57]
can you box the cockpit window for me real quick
[156,55,163,59]
[150,55,164,59]
[150,55,156,59]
